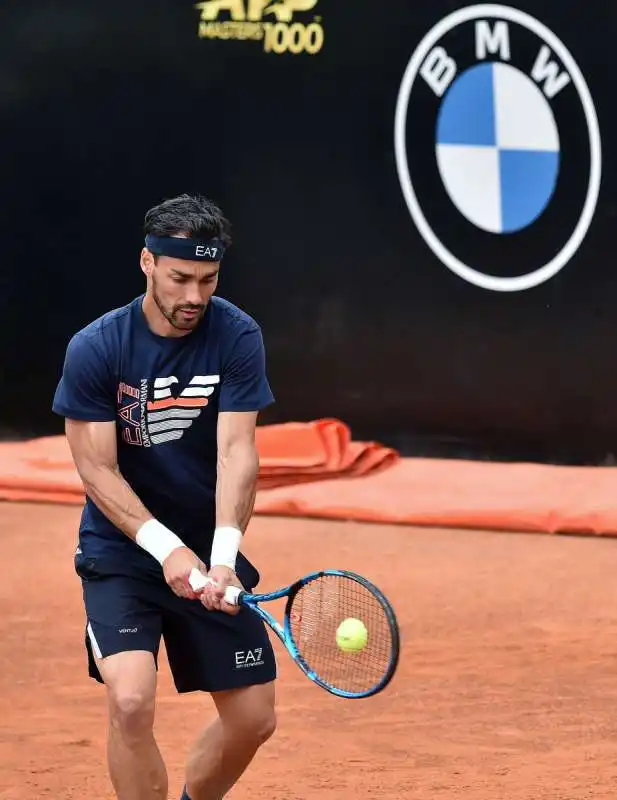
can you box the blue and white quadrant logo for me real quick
[394,5,601,292]
[437,62,559,234]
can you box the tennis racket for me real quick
[189,567,400,699]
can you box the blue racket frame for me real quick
[235,569,400,699]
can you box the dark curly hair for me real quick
[144,193,232,249]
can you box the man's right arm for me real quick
[65,417,206,598]
[65,418,153,539]
[54,329,208,597]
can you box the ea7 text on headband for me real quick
[145,234,226,262]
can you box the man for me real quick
[52,193,277,800]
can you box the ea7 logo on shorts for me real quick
[235,648,264,668]
[394,5,602,292]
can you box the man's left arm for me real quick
[215,408,260,537]
[201,324,274,613]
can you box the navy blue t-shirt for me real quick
[52,294,274,573]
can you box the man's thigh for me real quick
[76,555,163,684]
[161,594,277,694]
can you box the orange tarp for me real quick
[254,418,399,489]
[0,418,616,536]
[0,419,398,503]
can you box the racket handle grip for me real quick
[224,585,242,605]
[189,568,211,591]
[188,569,243,606]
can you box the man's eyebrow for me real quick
[170,268,219,279]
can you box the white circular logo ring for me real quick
[394,4,602,292]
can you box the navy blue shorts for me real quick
[75,552,277,693]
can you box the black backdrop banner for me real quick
[1,1,614,464]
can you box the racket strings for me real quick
[288,575,395,695]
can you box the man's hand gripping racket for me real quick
[190,567,400,699]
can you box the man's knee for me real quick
[99,651,157,743]
[245,702,277,746]
[226,699,276,749]
[109,687,156,738]
[215,681,277,747]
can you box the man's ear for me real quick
[140,247,155,277]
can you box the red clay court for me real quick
[3,421,617,798]
[4,506,617,799]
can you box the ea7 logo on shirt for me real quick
[235,648,264,668]
[394,5,601,292]
[117,375,220,447]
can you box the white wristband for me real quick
[210,526,243,570]
[136,519,185,565]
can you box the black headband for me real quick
[145,234,226,262]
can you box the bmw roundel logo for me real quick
[394,4,602,292]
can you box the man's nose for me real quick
[184,284,203,306]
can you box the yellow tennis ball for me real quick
[336,618,368,652]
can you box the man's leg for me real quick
[77,555,168,799]
[95,649,167,800]
[161,554,277,800]
[184,681,276,800]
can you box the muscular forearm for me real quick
[80,463,153,540]
[215,443,259,533]
[239,483,257,532]
[66,419,189,570]
[81,463,189,565]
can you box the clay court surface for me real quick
[3,503,617,798]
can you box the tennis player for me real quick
[52,193,277,800]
